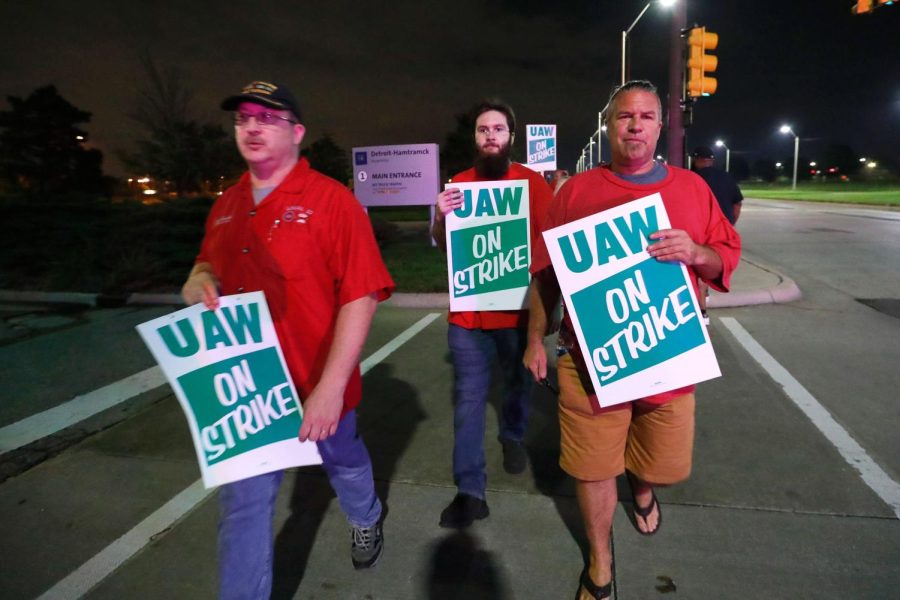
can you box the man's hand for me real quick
[648,229,723,281]
[434,187,463,220]
[648,229,699,265]
[181,263,220,310]
[297,384,343,442]
[523,339,548,383]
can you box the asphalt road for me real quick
[0,198,898,599]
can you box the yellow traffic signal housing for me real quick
[686,27,718,98]
[854,0,895,14]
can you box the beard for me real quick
[474,140,512,179]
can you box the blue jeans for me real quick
[448,324,533,499]
[217,410,381,600]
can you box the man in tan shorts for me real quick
[524,80,741,600]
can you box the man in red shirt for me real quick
[525,81,740,600]
[182,81,394,599]
[431,99,554,528]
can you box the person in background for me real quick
[431,98,554,529]
[691,145,743,321]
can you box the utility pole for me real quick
[667,0,687,167]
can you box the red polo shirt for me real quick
[196,158,394,413]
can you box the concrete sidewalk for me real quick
[3,257,898,599]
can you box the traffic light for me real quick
[854,0,895,14]
[686,26,718,98]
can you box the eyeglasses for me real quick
[234,111,297,127]
[475,126,510,137]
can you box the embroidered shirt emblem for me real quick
[283,206,313,224]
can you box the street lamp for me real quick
[621,0,678,85]
[600,125,607,164]
[779,125,799,190]
[714,139,730,172]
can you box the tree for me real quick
[301,134,351,184]
[729,155,750,182]
[0,85,105,193]
[440,111,476,180]
[121,58,242,195]
[752,159,777,182]
[822,143,859,177]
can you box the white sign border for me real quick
[445,179,532,312]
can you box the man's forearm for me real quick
[692,245,724,282]
[527,270,560,343]
[431,210,447,252]
[315,292,379,398]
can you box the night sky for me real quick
[3,0,898,176]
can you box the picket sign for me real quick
[543,193,721,408]
[136,292,321,488]
[445,179,531,312]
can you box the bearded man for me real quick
[431,99,554,528]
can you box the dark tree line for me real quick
[0,85,107,194]
[120,58,244,196]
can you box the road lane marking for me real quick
[360,312,441,373]
[0,366,165,455]
[35,479,209,600]
[34,312,441,599]
[720,317,900,519]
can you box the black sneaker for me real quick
[439,493,489,528]
[351,522,384,569]
[501,439,527,474]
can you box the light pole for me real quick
[598,112,604,164]
[714,139,730,172]
[587,138,596,169]
[621,0,678,85]
[779,125,799,190]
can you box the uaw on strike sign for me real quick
[136,292,320,488]
[543,194,721,408]
[445,179,531,311]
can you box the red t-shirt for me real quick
[446,163,554,330]
[196,158,395,413]
[532,165,741,405]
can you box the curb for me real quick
[0,258,801,311]
[707,257,803,308]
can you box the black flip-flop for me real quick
[627,471,662,536]
[577,568,611,600]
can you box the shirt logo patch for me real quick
[213,215,233,227]
[283,206,313,224]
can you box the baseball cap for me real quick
[691,146,715,159]
[221,81,302,121]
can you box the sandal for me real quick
[626,470,662,536]
[578,568,612,599]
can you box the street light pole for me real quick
[780,125,799,190]
[621,3,652,85]
[715,139,730,172]
[598,113,604,164]
[621,1,677,86]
